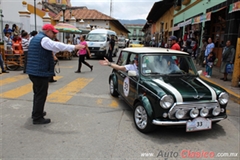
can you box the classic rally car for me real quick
[108,47,229,133]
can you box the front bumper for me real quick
[152,116,226,126]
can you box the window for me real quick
[165,23,168,29]
[171,19,173,27]
[57,0,61,3]
[117,51,129,66]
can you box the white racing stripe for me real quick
[196,78,217,101]
[153,79,183,103]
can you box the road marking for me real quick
[47,78,93,103]
[0,76,63,99]
[0,83,32,98]
[109,100,118,108]
[0,75,27,86]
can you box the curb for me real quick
[200,75,240,104]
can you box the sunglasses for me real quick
[134,57,138,61]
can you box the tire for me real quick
[133,103,155,133]
[109,77,119,97]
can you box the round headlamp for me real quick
[175,109,185,119]
[218,92,229,105]
[200,107,209,117]
[160,95,174,109]
[212,106,221,116]
[190,108,199,118]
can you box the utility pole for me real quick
[110,0,112,17]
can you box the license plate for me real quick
[91,53,95,55]
[186,117,212,132]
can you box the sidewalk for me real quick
[195,64,240,104]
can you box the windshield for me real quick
[141,54,198,76]
[86,33,107,42]
[131,41,141,44]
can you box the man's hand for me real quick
[75,44,85,50]
[99,57,110,66]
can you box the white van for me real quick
[86,29,118,58]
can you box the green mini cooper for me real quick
[108,47,229,133]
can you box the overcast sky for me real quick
[71,0,157,20]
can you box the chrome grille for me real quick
[168,102,219,119]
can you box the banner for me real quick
[192,12,211,24]
[229,1,240,13]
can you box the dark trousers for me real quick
[0,54,4,71]
[29,75,49,120]
[108,49,113,62]
[23,51,28,72]
[77,55,91,71]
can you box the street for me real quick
[0,52,239,160]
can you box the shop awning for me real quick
[229,1,240,13]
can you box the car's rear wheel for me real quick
[109,78,119,97]
[133,103,155,133]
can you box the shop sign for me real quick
[177,19,192,27]
[192,12,211,24]
[229,1,240,13]
[172,26,180,31]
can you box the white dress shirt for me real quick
[41,37,75,54]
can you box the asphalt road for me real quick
[0,54,239,160]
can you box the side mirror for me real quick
[128,71,137,77]
[197,70,202,75]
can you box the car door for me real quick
[115,51,129,96]
[124,53,138,106]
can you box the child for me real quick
[205,51,215,78]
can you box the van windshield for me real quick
[86,33,107,42]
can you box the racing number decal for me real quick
[123,77,130,97]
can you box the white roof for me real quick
[122,47,189,55]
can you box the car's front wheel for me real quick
[133,103,155,133]
[109,78,119,97]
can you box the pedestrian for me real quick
[169,35,181,51]
[108,34,115,62]
[205,51,215,78]
[220,40,235,81]
[204,37,215,75]
[49,53,58,83]
[21,31,30,73]
[75,35,93,73]
[196,38,207,67]
[29,30,38,44]
[0,52,9,74]
[180,39,192,73]
[26,24,85,124]
[178,37,184,49]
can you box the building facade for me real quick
[124,24,145,42]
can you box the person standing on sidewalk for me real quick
[108,35,115,62]
[26,24,85,125]
[21,31,30,73]
[204,37,215,74]
[205,51,215,78]
[75,35,93,73]
[169,36,180,51]
[220,40,235,81]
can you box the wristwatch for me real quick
[108,62,111,66]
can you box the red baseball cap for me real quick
[42,24,59,34]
